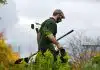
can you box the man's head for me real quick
[53,9,65,23]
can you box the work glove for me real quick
[59,47,67,63]
[59,47,66,56]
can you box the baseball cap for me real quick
[53,9,65,19]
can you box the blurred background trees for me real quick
[0,0,7,4]
[63,31,100,70]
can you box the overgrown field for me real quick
[0,50,100,70]
[0,32,100,70]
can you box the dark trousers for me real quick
[39,48,59,61]
[39,47,67,63]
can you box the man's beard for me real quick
[56,17,62,23]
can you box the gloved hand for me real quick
[59,47,67,63]
[59,47,66,56]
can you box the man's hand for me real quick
[59,47,67,63]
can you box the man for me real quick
[37,9,66,62]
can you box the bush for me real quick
[0,50,71,70]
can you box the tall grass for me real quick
[0,32,100,70]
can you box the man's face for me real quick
[56,14,63,23]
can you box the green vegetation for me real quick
[0,49,99,70]
[0,0,7,4]
[0,32,100,70]
[0,50,71,70]
[82,56,100,70]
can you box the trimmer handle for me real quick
[31,24,34,29]
[35,28,39,33]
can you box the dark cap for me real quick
[53,9,65,19]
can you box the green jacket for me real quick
[38,17,57,51]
